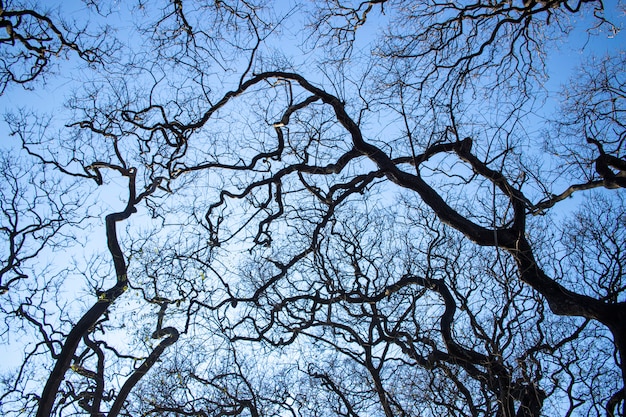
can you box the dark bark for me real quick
[36,169,140,417]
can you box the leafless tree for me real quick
[0,0,115,94]
[1,0,624,416]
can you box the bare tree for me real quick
[0,0,115,94]
[1,0,624,416]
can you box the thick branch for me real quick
[36,169,140,417]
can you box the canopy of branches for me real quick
[0,0,625,416]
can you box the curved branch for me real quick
[36,169,142,417]
[108,325,179,417]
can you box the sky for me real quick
[1,0,625,415]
